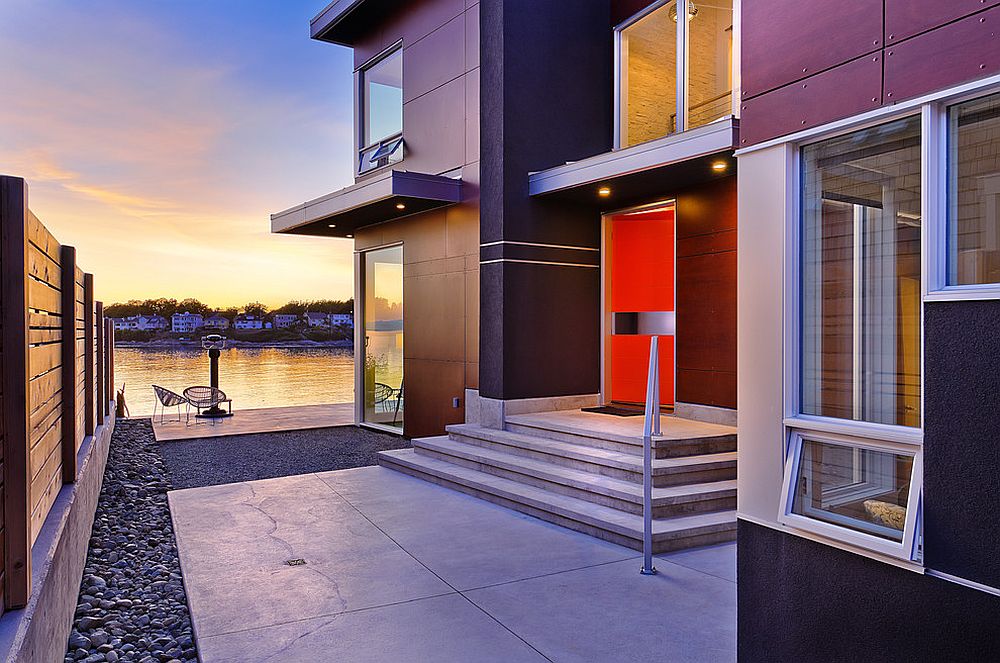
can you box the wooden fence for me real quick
[0,175,115,614]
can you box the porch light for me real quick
[711,160,728,172]
[668,1,698,22]
[396,203,406,210]
[598,186,612,197]
[328,223,337,228]
[346,234,353,238]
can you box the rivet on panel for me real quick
[981,17,986,23]
[888,33,894,40]
[872,56,878,62]
[982,64,987,69]
[873,40,879,45]
[802,67,808,73]
[801,120,807,125]
[872,97,878,102]
[802,83,807,88]
[887,92,893,98]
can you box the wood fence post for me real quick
[60,246,78,482]
[109,323,115,413]
[84,275,94,436]
[96,302,104,423]
[1,175,32,608]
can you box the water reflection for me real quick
[115,347,354,417]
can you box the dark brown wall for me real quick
[352,0,480,438]
[741,0,1000,146]
[676,176,737,409]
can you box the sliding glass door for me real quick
[362,245,404,432]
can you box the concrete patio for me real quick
[167,466,735,662]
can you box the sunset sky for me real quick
[0,0,357,308]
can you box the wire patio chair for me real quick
[183,386,232,424]
[152,385,187,424]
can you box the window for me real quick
[616,0,733,148]
[359,47,403,175]
[785,117,924,561]
[799,116,922,428]
[781,433,921,558]
[948,92,1000,286]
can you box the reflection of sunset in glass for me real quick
[0,0,357,307]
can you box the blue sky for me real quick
[0,0,358,307]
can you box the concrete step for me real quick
[446,423,737,487]
[415,436,736,518]
[378,449,737,554]
[504,413,737,459]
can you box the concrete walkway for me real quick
[153,403,354,441]
[168,466,735,662]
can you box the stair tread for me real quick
[504,412,736,447]
[379,448,737,541]
[446,423,737,474]
[416,436,736,504]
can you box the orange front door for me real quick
[606,206,675,406]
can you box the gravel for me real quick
[66,420,407,662]
[159,425,411,489]
[65,419,196,663]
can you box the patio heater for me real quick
[198,334,232,418]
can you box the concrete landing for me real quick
[152,403,354,441]
[168,466,735,663]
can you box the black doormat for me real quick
[581,405,644,417]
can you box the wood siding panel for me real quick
[885,7,1000,104]
[742,0,882,99]
[740,54,883,147]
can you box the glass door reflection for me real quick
[363,245,404,431]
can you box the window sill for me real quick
[924,285,1000,302]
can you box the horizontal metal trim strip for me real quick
[479,240,600,252]
[480,243,601,266]
[926,569,1000,597]
[480,259,600,269]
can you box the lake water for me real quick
[115,347,355,417]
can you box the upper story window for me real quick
[616,0,733,149]
[359,46,403,175]
[948,92,1000,286]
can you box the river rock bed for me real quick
[65,419,196,663]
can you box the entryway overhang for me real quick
[270,170,463,239]
[528,118,738,207]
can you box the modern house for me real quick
[111,316,139,331]
[233,313,264,330]
[736,1,1000,659]
[272,313,300,328]
[170,311,204,333]
[303,311,333,327]
[272,0,740,552]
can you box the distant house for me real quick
[233,314,264,330]
[273,313,299,329]
[203,314,230,330]
[112,316,139,331]
[171,312,204,333]
[329,313,354,328]
[304,311,329,328]
[140,314,168,331]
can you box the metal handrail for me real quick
[640,335,660,575]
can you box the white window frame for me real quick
[774,78,1000,560]
[356,42,404,177]
[779,429,923,561]
[613,0,740,150]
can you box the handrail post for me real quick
[640,335,659,576]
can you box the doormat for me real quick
[581,405,644,417]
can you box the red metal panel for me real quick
[740,54,883,147]
[886,0,1000,43]
[610,210,675,313]
[741,0,882,99]
[885,7,1000,103]
[610,334,674,405]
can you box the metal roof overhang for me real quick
[270,170,463,238]
[528,118,739,207]
[310,0,383,45]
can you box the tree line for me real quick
[104,298,354,320]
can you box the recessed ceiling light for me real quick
[711,160,728,172]
[345,234,353,238]
[598,186,612,197]
[396,203,406,210]
[328,223,337,228]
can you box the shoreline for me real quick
[115,339,353,349]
